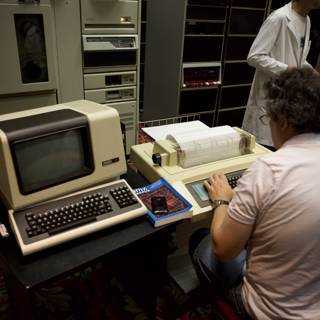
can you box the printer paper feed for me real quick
[142,120,208,141]
[167,126,242,168]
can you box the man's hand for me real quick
[204,174,235,202]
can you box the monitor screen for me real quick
[12,127,93,195]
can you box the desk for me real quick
[0,168,172,319]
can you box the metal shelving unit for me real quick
[216,0,269,127]
[142,0,228,127]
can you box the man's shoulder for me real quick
[267,3,289,22]
[252,150,284,172]
[257,145,301,170]
[259,8,288,32]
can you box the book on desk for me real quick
[134,178,193,227]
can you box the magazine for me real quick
[134,178,193,227]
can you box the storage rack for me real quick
[142,0,229,127]
[216,0,268,127]
[141,0,271,128]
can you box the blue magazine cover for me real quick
[134,178,193,227]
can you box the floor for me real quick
[167,246,200,294]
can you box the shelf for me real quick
[184,34,224,37]
[183,36,223,62]
[187,5,227,21]
[185,20,226,35]
[216,107,246,127]
[228,8,265,34]
[226,34,256,37]
[186,19,226,23]
[231,0,268,9]
[187,4,228,8]
[219,85,251,109]
[180,88,218,114]
[218,106,246,111]
[181,85,220,91]
[231,6,266,11]
[223,61,255,85]
[224,36,255,60]
[187,0,229,5]
[142,0,270,124]
[221,83,251,88]
[223,60,247,63]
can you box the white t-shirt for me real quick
[228,133,320,320]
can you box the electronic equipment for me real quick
[80,0,139,35]
[151,196,168,215]
[0,0,57,98]
[82,35,138,72]
[0,0,84,112]
[82,35,139,155]
[9,179,146,256]
[182,62,221,88]
[0,100,147,255]
[131,126,271,217]
[0,100,127,210]
[84,71,136,89]
[107,101,137,156]
[85,86,136,104]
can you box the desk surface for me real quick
[0,167,168,289]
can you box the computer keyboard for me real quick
[8,179,147,255]
[226,170,244,189]
[185,169,246,208]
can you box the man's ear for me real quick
[280,117,296,137]
[279,118,289,131]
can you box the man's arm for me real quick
[247,13,288,76]
[210,205,253,262]
[204,174,252,262]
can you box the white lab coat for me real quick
[242,2,312,146]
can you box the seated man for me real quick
[189,67,320,320]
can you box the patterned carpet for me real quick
[0,236,227,320]
[0,263,224,320]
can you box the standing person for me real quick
[242,0,320,148]
[189,67,320,319]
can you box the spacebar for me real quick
[48,216,97,235]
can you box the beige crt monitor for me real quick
[131,127,271,217]
[0,100,127,210]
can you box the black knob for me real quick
[152,153,162,166]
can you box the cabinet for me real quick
[143,0,228,126]
[0,0,83,113]
[216,0,268,127]
[142,0,272,128]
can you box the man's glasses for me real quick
[259,113,271,126]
